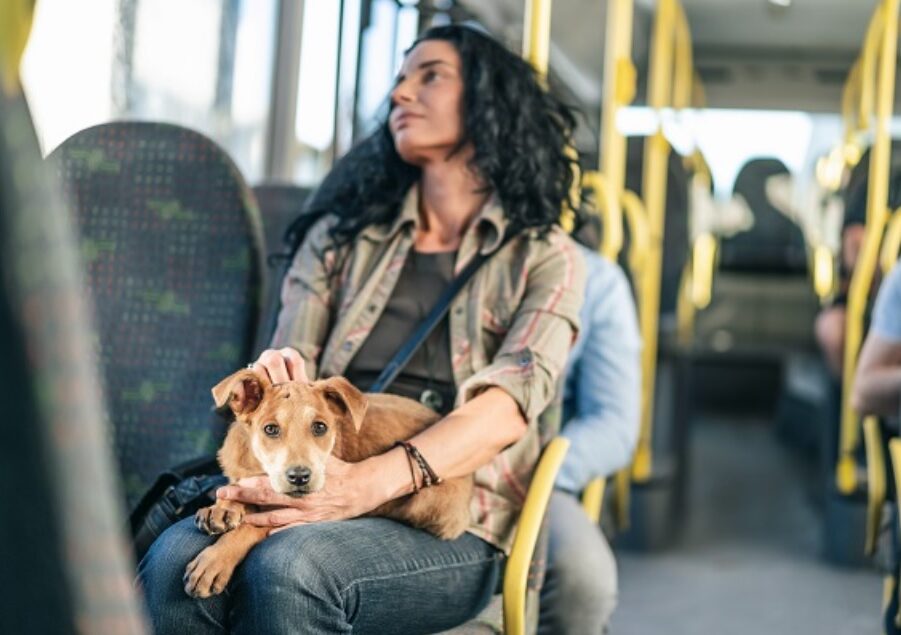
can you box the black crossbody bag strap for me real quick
[369,233,515,394]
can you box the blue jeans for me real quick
[138,516,504,634]
[538,490,618,635]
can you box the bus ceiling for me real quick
[458,0,874,113]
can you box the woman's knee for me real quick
[138,518,214,595]
[138,518,224,633]
[238,524,350,600]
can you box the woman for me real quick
[139,24,585,634]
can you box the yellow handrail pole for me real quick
[633,0,677,482]
[503,437,569,635]
[672,6,693,110]
[0,0,35,96]
[676,261,694,346]
[858,3,885,132]
[522,0,581,233]
[522,0,552,82]
[843,60,862,149]
[581,477,606,524]
[863,416,887,556]
[690,232,717,309]
[837,0,899,495]
[632,0,692,482]
[622,188,650,278]
[813,244,836,300]
[881,208,901,274]
[598,0,636,260]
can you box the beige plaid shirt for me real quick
[272,185,585,553]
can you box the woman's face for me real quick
[389,40,466,165]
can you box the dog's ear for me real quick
[211,369,271,418]
[318,376,368,433]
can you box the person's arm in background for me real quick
[853,264,901,418]
[555,251,642,493]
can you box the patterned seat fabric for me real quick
[50,122,265,510]
[0,87,147,631]
[250,183,314,352]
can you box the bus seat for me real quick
[623,135,691,320]
[49,122,266,511]
[250,183,314,352]
[719,158,807,275]
[0,82,148,633]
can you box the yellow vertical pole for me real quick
[523,0,579,231]
[598,0,635,260]
[523,0,552,80]
[837,0,899,494]
[632,0,676,482]
[0,0,35,96]
[858,3,885,132]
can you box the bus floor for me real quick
[612,415,882,634]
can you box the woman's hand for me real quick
[249,347,309,384]
[216,455,389,532]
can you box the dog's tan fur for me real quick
[183,370,473,598]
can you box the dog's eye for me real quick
[311,421,328,436]
[263,423,280,437]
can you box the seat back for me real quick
[0,81,147,633]
[49,122,265,509]
[623,135,691,316]
[251,183,314,351]
[719,158,807,274]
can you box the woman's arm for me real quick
[223,231,585,528]
[852,333,901,417]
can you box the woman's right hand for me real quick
[248,347,309,384]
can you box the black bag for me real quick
[128,232,514,559]
[129,455,226,561]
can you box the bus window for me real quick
[22,0,278,182]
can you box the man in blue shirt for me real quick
[538,244,642,634]
[854,261,901,419]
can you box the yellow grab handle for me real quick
[581,477,606,525]
[690,232,717,309]
[614,468,631,531]
[503,437,569,635]
[813,244,836,301]
[863,416,886,556]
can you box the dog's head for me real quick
[212,370,368,496]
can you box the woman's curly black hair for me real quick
[288,24,579,252]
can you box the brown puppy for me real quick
[183,369,473,598]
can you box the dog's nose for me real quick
[285,466,312,487]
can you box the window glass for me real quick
[21,0,277,182]
[21,0,117,154]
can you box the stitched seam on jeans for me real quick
[339,553,503,596]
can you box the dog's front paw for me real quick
[184,545,236,598]
[195,502,244,535]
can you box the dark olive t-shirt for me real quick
[344,250,457,415]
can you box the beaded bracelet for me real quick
[394,441,420,494]
[394,441,443,491]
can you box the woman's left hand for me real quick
[216,456,386,532]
